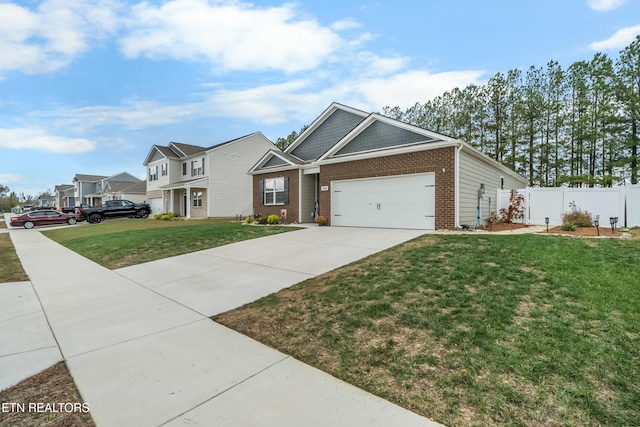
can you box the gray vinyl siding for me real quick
[290,110,365,161]
[335,121,433,156]
[149,149,165,162]
[300,173,316,223]
[263,155,288,168]
[458,149,527,226]
[208,134,274,217]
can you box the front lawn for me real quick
[0,234,29,283]
[43,219,297,269]
[215,234,640,427]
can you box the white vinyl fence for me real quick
[628,184,640,227]
[497,185,639,227]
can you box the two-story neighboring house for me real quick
[73,172,145,206]
[54,184,75,208]
[143,132,275,218]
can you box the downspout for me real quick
[298,169,303,223]
[455,143,463,229]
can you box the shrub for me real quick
[245,216,255,224]
[561,208,593,228]
[499,190,525,224]
[561,223,577,231]
[314,215,328,226]
[258,217,268,225]
[267,214,279,225]
[154,212,174,220]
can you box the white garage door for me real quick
[149,198,162,216]
[331,173,435,229]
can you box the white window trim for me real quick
[264,177,286,205]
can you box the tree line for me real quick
[382,35,640,187]
[0,185,53,212]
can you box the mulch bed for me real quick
[482,222,624,237]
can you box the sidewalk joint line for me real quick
[160,355,292,426]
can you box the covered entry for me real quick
[331,173,435,229]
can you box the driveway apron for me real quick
[4,226,444,427]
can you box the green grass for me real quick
[0,234,29,283]
[215,234,640,427]
[43,218,298,269]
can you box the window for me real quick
[263,177,288,205]
[149,166,158,181]
[192,191,203,207]
[191,158,205,177]
[161,163,168,176]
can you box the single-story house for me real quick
[143,132,275,218]
[249,103,528,230]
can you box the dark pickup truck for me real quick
[61,203,91,214]
[77,200,151,223]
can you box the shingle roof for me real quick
[169,142,208,157]
[155,146,180,158]
[74,174,107,182]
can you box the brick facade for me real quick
[253,170,299,223]
[318,147,457,229]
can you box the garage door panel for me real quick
[331,174,435,230]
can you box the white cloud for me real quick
[45,101,203,131]
[120,0,343,73]
[0,128,96,153]
[588,0,626,11]
[37,63,486,129]
[589,25,640,50]
[0,173,21,184]
[0,0,120,75]
[330,18,361,31]
[356,70,487,110]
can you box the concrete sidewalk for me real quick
[2,225,443,427]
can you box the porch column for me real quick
[185,187,191,218]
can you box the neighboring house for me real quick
[54,184,75,208]
[73,172,145,206]
[143,132,275,218]
[36,195,56,208]
[249,103,528,230]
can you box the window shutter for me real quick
[183,163,187,175]
[258,179,264,205]
[202,158,205,175]
[283,176,289,205]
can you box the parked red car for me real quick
[10,210,78,229]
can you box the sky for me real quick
[1,0,640,198]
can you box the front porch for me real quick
[159,178,208,219]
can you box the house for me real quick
[143,132,275,218]
[54,184,75,208]
[249,103,528,230]
[73,172,145,207]
[35,195,56,208]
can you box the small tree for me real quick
[499,190,525,223]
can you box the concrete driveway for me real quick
[2,225,443,427]
[115,225,427,316]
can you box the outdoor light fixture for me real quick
[610,217,616,234]
[474,183,486,230]
[594,215,600,236]
[545,217,549,233]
